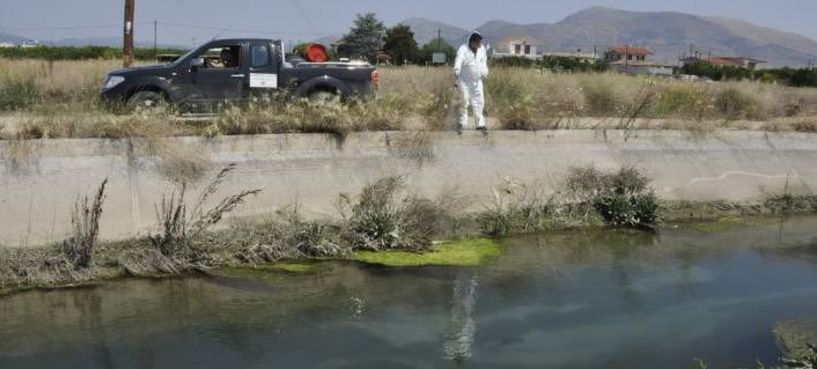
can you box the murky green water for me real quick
[2,217,817,369]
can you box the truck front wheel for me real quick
[127,91,168,112]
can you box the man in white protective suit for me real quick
[453,31,489,134]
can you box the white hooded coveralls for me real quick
[454,39,489,129]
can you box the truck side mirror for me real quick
[191,57,205,71]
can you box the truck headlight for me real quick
[103,76,125,90]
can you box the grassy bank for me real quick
[2,60,817,141]
[2,164,816,296]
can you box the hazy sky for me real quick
[2,0,816,46]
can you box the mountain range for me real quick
[0,31,32,44]
[0,32,182,49]
[4,7,817,67]
[402,7,817,68]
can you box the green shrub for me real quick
[593,192,659,228]
[654,85,710,120]
[565,166,660,229]
[337,177,450,250]
[715,87,756,120]
[580,78,621,115]
[0,77,40,111]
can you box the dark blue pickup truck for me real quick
[100,38,379,109]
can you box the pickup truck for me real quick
[100,38,379,109]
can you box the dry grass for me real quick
[1,59,817,140]
[61,179,108,269]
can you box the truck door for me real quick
[247,42,280,98]
[188,42,246,102]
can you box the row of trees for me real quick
[490,55,608,72]
[681,61,817,88]
[338,13,455,65]
[0,45,186,61]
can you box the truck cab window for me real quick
[201,45,241,69]
[251,45,270,68]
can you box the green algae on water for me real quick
[259,262,322,274]
[353,238,504,267]
[211,261,323,282]
[674,216,783,233]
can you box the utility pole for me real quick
[123,0,135,67]
[437,28,441,51]
[153,20,158,59]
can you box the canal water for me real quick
[2,217,817,369]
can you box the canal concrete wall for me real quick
[1,130,816,247]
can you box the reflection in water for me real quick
[349,296,366,319]
[73,290,115,369]
[442,272,479,364]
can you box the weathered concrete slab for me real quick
[1,130,816,247]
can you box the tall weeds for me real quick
[231,206,346,264]
[61,178,108,268]
[149,164,261,258]
[478,178,554,235]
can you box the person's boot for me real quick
[476,126,488,136]
[456,125,464,136]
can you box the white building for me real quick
[19,40,39,48]
[493,37,542,60]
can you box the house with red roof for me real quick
[603,45,673,76]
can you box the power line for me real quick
[288,0,317,34]
[0,20,338,38]
[157,21,338,37]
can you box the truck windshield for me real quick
[171,48,199,66]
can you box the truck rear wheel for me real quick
[127,91,168,112]
[308,90,341,105]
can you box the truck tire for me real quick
[127,90,167,111]
[308,90,341,105]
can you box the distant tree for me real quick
[681,61,755,82]
[788,68,817,87]
[383,24,419,65]
[416,37,456,65]
[339,13,386,63]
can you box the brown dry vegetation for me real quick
[2,59,817,141]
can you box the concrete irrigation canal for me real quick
[1,217,817,368]
[2,129,817,368]
[2,130,816,246]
